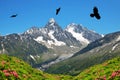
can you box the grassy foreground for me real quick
[0,54,73,80]
[0,54,120,80]
[75,56,120,80]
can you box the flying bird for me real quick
[10,14,17,18]
[56,7,61,15]
[90,6,101,20]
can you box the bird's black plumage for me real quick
[90,7,101,20]
[56,7,61,15]
[10,14,17,18]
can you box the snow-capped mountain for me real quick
[25,18,102,48]
[65,23,102,44]
[45,31,120,75]
[0,18,102,69]
[23,18,102,69]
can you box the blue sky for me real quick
[0,0,120,35]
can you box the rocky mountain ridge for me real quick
[46,31,120,75]
[25,18,102,48]
[0,18,102,69]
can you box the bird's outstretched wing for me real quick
[90,14,94,17]
[93,7,98,14]
[10,14,17,18]
[56,7,61,15]
[94,13,101,19]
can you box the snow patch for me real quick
[30,55,36,61]
[49,18,55,26]
[112,44,118,51]
[48,31,55,39]
[67,27,89,44]
[47,40,54,46]
[48,30,66,46]
[34,36,53,48]
[101,34,104,37]
[34,36,45,43]
[49,18,55,23]
[1,43,6,53]
[116,36,120,41]
[34,31,66,48]
[70,45,76,48]
[26,29,33,34]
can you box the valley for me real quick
[0,18,120,80]
[0,18,102,69]
[0,54,120,80]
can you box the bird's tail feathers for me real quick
[90,14,94,17]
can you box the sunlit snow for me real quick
[112,44,118,51]
[116,36,120,41]
[34,31,66,47]
[70,45,76,48]
[66,27,89,44]
[34,36,45,43]
[30,55,36,61]
[101,34,104,37]
[48,30,66,46]
[49,18,55,26]
[26,29,33,34]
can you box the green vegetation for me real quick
[0,54,73,80]
[75,57,120,80]
[0,54,120,80]
[46,44,120,76]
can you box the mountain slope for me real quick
[0,18,102,70]
[45,31,120,75]
[0,33,48,66]
[0,54,74,80]
[1,54,120,80]
[75,57,120,80]
[74,31,120,56]
[31,18,102,70]
[65,23,101,43]
[25,18,102,48]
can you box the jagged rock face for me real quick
[45,31,120,75]
[75,31,120,55]
[24,18,102,48]
[65,23,102,43]
[0,18,102,69]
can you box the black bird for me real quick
[56,7,61,15]
[10,14,17,18]
[90,6,101,20]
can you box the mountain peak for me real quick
[45,18,62,32]
[46,18,57,27]
[25,26,40,34]
[49,18,56,23]
[47,18,56,26]
[67,23,78,26]
[66,23,85,33]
